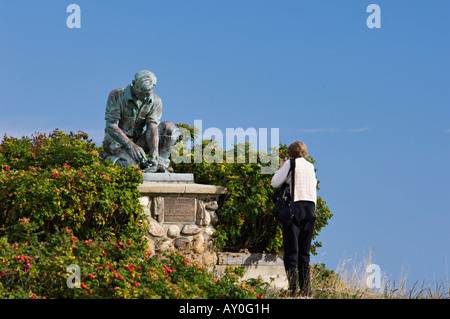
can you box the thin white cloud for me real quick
[298,127,372,133]
[298,128,340,133]
[346,127,372,133]
[445,129,450,133]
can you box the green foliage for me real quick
[0,129,269,299]
[0,130,145,242]
[0,130,99,170]
[311,263,340,288]
[0,224,267,299]
[172,123,333,255]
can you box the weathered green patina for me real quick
[101,70,175,172]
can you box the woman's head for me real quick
[287,141,308,158]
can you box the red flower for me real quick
[50,170,61,178]
[88,273,95,279]
[3,165,10,171]
[63,164,70,169]
[134,282,140,287]
[81,282,88,289]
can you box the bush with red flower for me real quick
[0,129,269,299]
[0,130,145,242]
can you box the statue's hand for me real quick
[147,155,158,166]
[126,142,146,163]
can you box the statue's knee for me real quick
[160,121,176,135]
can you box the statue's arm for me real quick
[145,122,159,164]
[144,98,163,164]
[105,121,133,147]
[105,91,146,162]
[104,90,133,148]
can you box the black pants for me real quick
[281,201,316,294]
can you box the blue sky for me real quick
[1,1,449,290]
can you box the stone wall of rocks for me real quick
[139,194,221,269]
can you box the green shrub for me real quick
[0,129,268,299]
[0,130,145,242]
[171,123,333,255]
[0,223,267,299]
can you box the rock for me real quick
[167,225,180,238]
[209,211,219,225]
[202,251,217,267]
[143,208,151,218]
[145,236,154,255]
[158,239,175,253]
[174,237,190,250]
[193,234,205,254]
[148,218,166,237]
[181,224,201,235]
[139,196,149,208]
[204,225,216,236]
[151,196,164,222]
[205,201,218,211]
[196,200,206,226]
[203,210,211,225]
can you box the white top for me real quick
[271,157,317,206]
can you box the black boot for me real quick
[298,267,312,297]
[286,268,298,296]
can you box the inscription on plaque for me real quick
[164,197,196,223]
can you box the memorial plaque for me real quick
[164,197,196,223]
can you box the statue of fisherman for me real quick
[101,70,175,172]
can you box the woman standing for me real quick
[271,141,317,296]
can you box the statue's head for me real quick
[132,70,157,101]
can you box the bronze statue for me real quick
[101,70,175,172]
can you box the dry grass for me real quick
[308,253,450,299]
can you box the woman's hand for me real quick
[280,158,287,168]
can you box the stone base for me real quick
[138,180,226,268]
[143,173,194,183]
[215,252,288,291]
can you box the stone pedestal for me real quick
[137,173,226,269]
[216,252,288,291]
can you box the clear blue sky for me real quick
[1,1,449,290]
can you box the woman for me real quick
[271,141,317,296]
